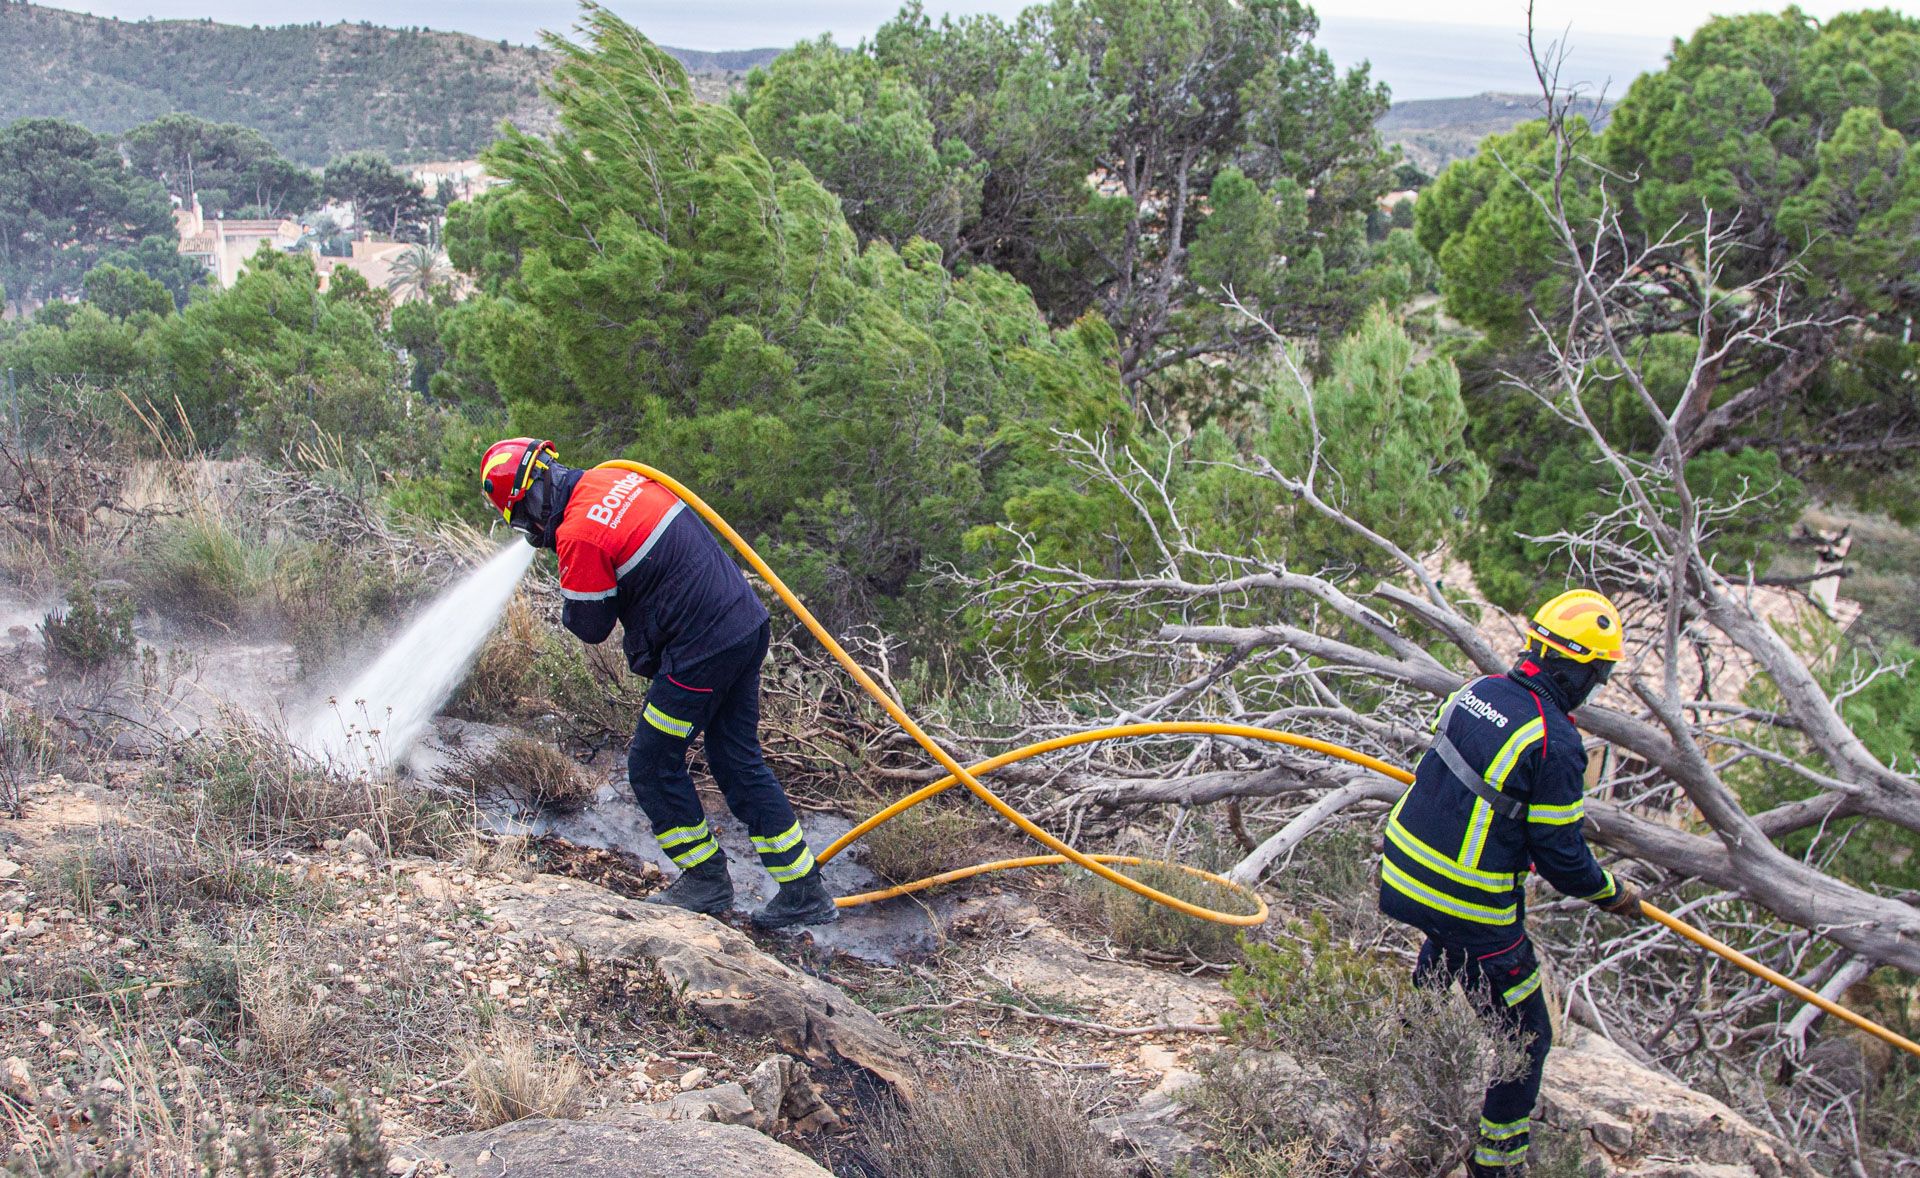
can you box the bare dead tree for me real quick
[962,4,1920,972]
[942,18,1920,1171]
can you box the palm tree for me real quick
[385,243,451,303]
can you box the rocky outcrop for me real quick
[1093,1067,1208,1176]
[630,1054,839,1135]
[406,1116,833,1177]
[1541,1026,1813,1178]
[481,874,916,1094]
[1092,1026,1810,1178]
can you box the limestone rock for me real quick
[978,912,1227,1027]
[1093,1087,1208,1178]
[484,874,914,1094]
[0,1057,35,1106]
[656,1082,758,1126]
[405,1116,833,1177]
[1097,1053,1267,1177]
[1543,1025,1814,1178]
[745,1054,839,1134]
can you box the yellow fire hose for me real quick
[595,460,1920,1059]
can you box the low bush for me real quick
[856,790,990,887]
[42,582,136,670]
[450,593,543,720]
[1,705,75,814]
[1190,918,1526,1177]
[1269,826,1386,939]
[59,820,303,928]
[323,1092,393,1178]
[527,631,648,749]
[460,1026,585,1129]
[275,540,424,674]
[1068,858,1254,964]
[852,1071,1121,1178]
[437,735,597,813]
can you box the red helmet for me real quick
[480,437,557,525]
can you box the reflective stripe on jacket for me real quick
[1380,673,1615,939]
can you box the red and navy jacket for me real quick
[1379,666,1617,942]
[548,465,768,677]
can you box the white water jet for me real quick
[294,539,536,775]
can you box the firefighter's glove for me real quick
[1597,880,1643,918]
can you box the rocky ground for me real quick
[0,761,1815,1177]
[0,572,1829,1177]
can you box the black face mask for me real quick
[1515,650,1613,712]
[510,471,557,549]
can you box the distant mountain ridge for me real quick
[2,1,1544,175]
[0,2,776,166]
[1379,91,1615,172]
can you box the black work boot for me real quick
[646,850,735,916]
[750,870,838,929]
[1467,1158,1525,1178]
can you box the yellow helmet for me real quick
[1527,589,1624,664]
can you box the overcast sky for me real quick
[32,0,1920,100]
[36,0,1915,46]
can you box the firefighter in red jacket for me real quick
[481,438,837,928]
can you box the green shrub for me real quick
[1269,827,1385,939]
[1191,918,1525,1176]
[275,540,424,674]
[196,1109,278,1178]
[42,581,136,670]
[527,630,647,747]
[324,1091,393,1177]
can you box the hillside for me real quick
[1379,91,1613,172]
[4,1,1579,175]
[0,2,778,165]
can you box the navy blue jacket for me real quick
[1379,667,1617,943]
[547,466,768,678]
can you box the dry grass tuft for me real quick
[238,950,329,1072]
[854,1071,1122,1178]
[460,1026,585,1129]
[451,593,544,720]
[437,735,597,813]
[1069,859,1254,964]
[165,716,457,854]
[856,791,990,886]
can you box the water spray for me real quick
[293,539,535,775]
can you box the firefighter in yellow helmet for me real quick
[1379,589,1642,1177]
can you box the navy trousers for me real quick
[626,622,815,883]
[1413,932,1554,1170]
